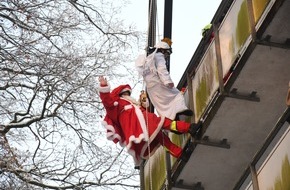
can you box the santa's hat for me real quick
[111,84,132,98]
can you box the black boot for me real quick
[188,121,202,137]
[177,109,193,117]
[170,130,182,135]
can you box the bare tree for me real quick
[0,0,143,189]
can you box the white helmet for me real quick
[154,41,170,49]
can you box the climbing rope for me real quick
[142,0,165,189]
[144,0,153,185]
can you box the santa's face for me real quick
[119,91,131,96]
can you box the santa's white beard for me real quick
[122,95,140,106]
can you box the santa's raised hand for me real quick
[98,76,108,86]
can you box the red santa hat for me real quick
[111,84,132,98]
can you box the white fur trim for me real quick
[132,104,149,140]
[124,105,133,110]
[140,115,164,158]
[113,101,118,106]
[98,85,110,93]
[101,120,122,144]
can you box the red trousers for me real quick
[157,118,191,158]
[142,109,191,158]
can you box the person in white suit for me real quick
[135,41,193,120]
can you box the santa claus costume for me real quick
[98,83,195,166]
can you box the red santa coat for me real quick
[99,84,165,166]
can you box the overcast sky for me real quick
[123,0,222,84]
